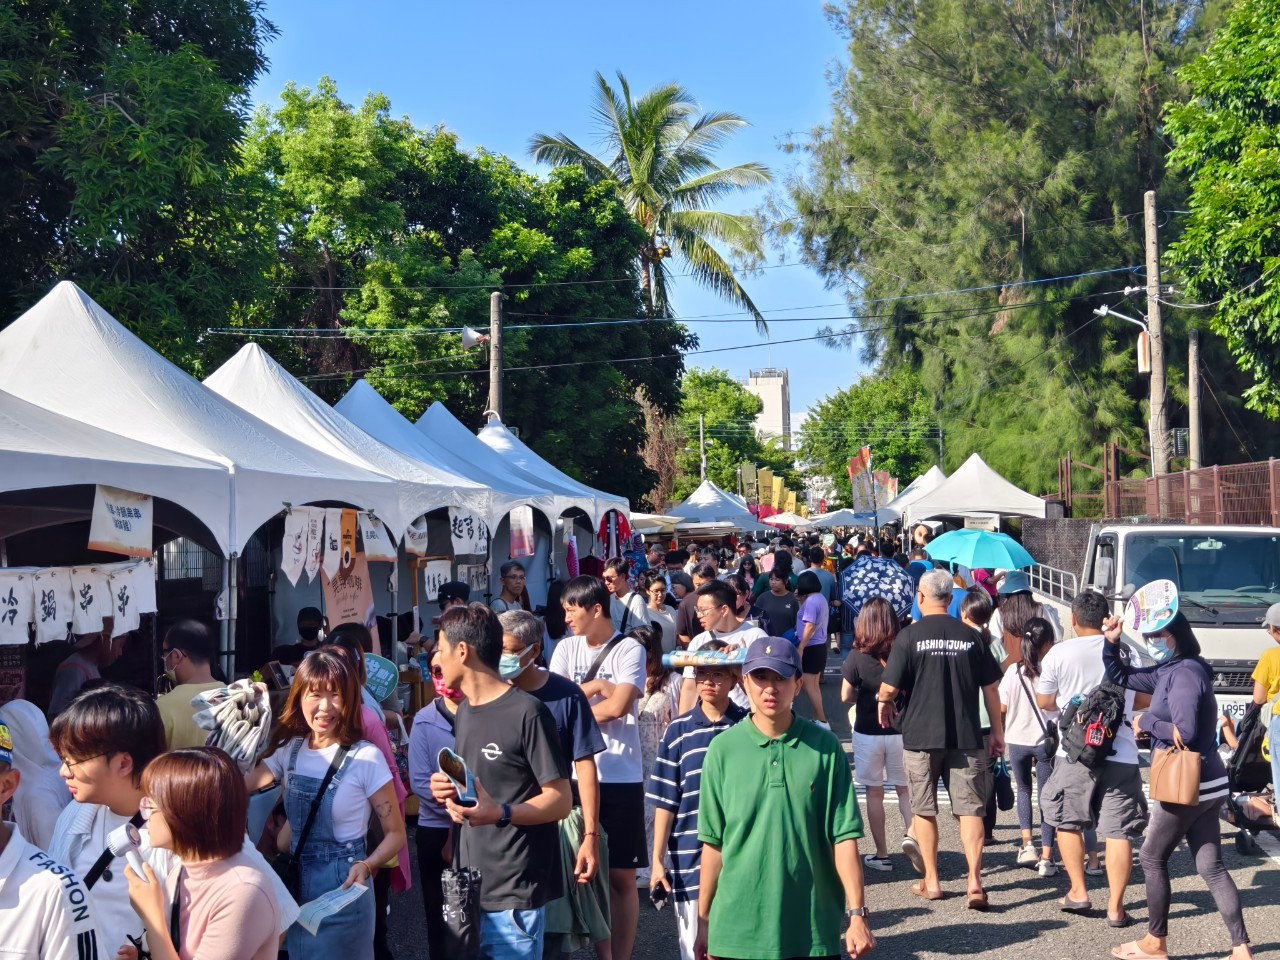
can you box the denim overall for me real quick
[282,738,375,960]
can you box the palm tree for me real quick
[530,71,772,331]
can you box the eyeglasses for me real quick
[695,670,731,683]
[695,605,724,619]
[139,796,158,822]
[428,664,444,678]
[60,752,110,772]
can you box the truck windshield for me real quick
[1122,533,1280,620]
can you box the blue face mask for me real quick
[1145,634,1176,664]
[498,647,535,681]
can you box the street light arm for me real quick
[1093,304,1149,332]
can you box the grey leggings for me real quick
[1140,796,1249,947]
[1008,742,1054,848]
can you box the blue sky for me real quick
[253,0,863,421]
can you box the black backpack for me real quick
[1059,680,1128,769]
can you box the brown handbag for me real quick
[1148,724,1201,806]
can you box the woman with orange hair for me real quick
[246,650,405,960]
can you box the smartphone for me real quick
[649,885,669,911]
[437,747,478,807]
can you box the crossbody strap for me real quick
[1016,669,1050,736]
[292,745,351,863]
[83,811,145,890]
[583,634,628,684]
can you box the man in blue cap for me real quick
[694,637,875,960]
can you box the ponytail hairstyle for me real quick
[1019,617,1055,680]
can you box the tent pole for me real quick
[226,553,239,679]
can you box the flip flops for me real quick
[901,835,925,876]
[1110,942,1169,960]
[910,881,944,901]
[1058,895,1092,913]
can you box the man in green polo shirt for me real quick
[694,637,875,960]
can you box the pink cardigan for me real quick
[359,705,411,892]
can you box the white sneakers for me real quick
[1017,843,1039,867]
[1037,859,1059,877]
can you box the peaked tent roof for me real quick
[886,465,948,517]
[906,454,1047,522]
[667,479,763,531]
[417,403,594,523]
[0,282,399,554]
[335,381,554,526]
[476,418,629,524]
[204,344,491,537]
[0,387,230,544]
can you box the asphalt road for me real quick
[387,654,1280,959]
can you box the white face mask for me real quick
[498,646,537,681]
[1145,633,1175,664]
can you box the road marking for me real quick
[1252,827,1280,865]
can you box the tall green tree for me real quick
[529,71,772,329]
[783,0,1249,492]
[673,368,797,500]
[796,370,937,507]
[1165,0,1280,417]
[0,0,277,366]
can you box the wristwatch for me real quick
[845,907,870,918]
[497,803,512,828]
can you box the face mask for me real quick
[164,665,178,684]
[432,676,465,703]
[299,625,321,642]
[1146,634,1176,664]
[498,648,535,681]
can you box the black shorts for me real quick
[599,781,649,870]
[801,643,828,675]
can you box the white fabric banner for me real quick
[303,507,324,584]
[448,508,490,557]
[421,560,453,607]
[322,507,344,579]
[69,566,111,634]
[403,517,430,557]
[33,568,72,644]
[0,571,34,646]
[87,485,154,558]
[280,508,309,587]
[509,506,535,559]
[358,513,398,563]
[107,560,156,637]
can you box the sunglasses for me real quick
[428,664,444,678]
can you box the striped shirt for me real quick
[645,702,748,903]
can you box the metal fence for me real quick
[1107,459,1280,524]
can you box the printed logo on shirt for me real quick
[25,851,94,925]
[916,637,976,654]
[481,742,504,761]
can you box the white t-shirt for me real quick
[610,591,649,635]
[0,824,105,960]
[1036,633,1138,764]
[550,635,646,783]
[684,621,768,711]
[647,607,679,653]
[263,739,392,842]
[998,663,1059,747]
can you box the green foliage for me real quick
[674,368,797,500]
[241,80,693,506]
[530,72,772,328]
[0,0,277,368]
[796,369,937,506]
[783,0,1246,492]
[1165,0,1280,417]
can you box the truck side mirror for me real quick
[1093,556,1115,593]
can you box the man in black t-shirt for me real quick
[878,570,1004,909]
[431,603,572,959]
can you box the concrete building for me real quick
[744,367,791,449]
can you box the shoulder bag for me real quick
[582,633,629,685]
[271,742,351,898]
[1017,668,1059,757]
[1149,724,1201,805]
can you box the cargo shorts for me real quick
[1040,757,1149,842]
[904,748,991,818]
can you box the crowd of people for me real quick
[0,527,1276,960]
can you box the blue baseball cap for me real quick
[998,570,1032,595]
[742,636,803,679]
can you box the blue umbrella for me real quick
[840,555,916,624]
[925,529,1035,570]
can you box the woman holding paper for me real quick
[123,747,282,960]
[246,650,405,960]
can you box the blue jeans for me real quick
[480,907,545,960]
[1270,713,1280,798]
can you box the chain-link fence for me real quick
[1108,459,1280,524]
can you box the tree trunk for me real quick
[639,243,655,318]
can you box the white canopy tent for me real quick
[204,344,491,537]
[809,507,900,528]
[476,418,629,525]
[906,454,1047,523]
[0,283,399,556]
[885,465,948,522]
[336,381,554,528]
[0,388,230,547]
[668,479,764,532]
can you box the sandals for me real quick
[966,890,989,911]
[910,880,944,901]
[1110,942,1169,960]
[1058,895,1092,914]
[1109,912,1132,929]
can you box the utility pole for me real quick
[699,413,707,481]
[487,291,503,421]
[1144,190,1169,475]
[1188,328,1203,469]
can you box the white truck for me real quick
[1029,523,1280,721]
